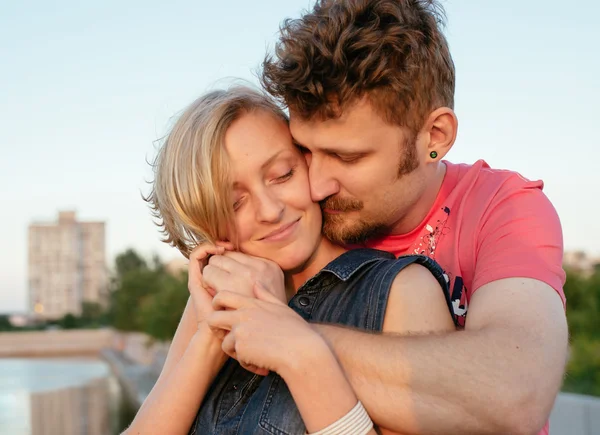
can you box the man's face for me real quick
[289,98,429,244]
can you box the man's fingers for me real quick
[206,310,237,332]
[241,362,269,377]
[220,330,269,376]
[221,331,236,358]
[212,290,253,311]
[211,326,227,341]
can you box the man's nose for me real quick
[308,156,340,202]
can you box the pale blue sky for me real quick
[1,1,598,313]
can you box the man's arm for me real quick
[314,278,568,435]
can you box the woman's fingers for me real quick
[215,240,236,251]
[189,243,225,265]
[188,244,225,289]
[207,254,245,275]
[221,251,263,267]
[253,282,284,305]
[202,263,232,290]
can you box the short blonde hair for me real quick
[145,86,288,258]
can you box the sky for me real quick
[1,0,598,313]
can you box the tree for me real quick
[564,268,598,338]
[59,313,79,329]
[108,249,188,340]
[0,315,13,332]
[115,249,148,278]
[81,301,106,327]
[139,271,189,341]
[562,267,600,396]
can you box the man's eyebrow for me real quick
[292,139,363,156]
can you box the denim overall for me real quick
[190,249,453,435]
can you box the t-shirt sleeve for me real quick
[471,182,566,307]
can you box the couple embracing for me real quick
[125,1,567,434]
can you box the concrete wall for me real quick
[113,331,170,372]
[0,329,115,357]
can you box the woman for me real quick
[126,86,455,435]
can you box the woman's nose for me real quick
[256,191,285,223]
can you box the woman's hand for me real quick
[202,250,287,303]
[187,243,227,324]
[206,283,324,378]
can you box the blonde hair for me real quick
[145,86,288,258]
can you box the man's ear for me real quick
[422,107,458,160]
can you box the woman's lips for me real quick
[259,218,301,242]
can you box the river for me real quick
[0,357,136,435]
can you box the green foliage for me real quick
[563,337,600,396]
[562,267,600,396]
[59,313,79,329]
[108,249,188,341]
[0,315,13,331]
[115,249,148,277]
[81,302,106,327]
[138,271,189,341]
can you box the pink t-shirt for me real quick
[365,160,566,435]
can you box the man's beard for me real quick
[320,133,419,245]
[320,197,389,245]
[322,212,389,245]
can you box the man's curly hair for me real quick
[261,0,455,133]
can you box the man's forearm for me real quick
[313,324,564,435]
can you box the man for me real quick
[208,1,568,434]
[262,1,568,433]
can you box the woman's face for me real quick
[224,109,323,271]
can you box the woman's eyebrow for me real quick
[260,150,286,170]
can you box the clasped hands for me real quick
[187,243,321,377]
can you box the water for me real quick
[0,358,136,435]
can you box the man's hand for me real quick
[202,250,287,304]
[207,283,323,377]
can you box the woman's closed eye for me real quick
[233,196,246,211]
[271,167,296,183]
[233,166,297,211]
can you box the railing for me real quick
[550,393,600,435]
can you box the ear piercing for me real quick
[430,151,438,159]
